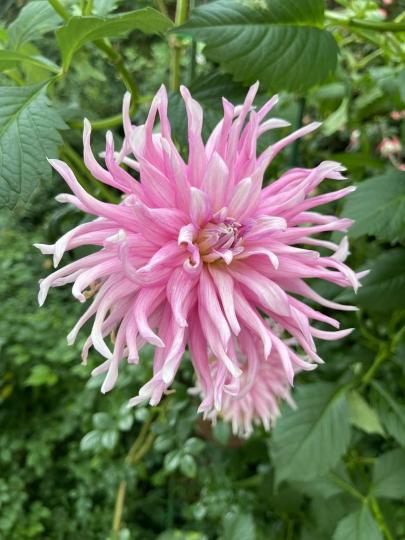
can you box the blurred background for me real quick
[0,0,404,539]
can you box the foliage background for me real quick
[0,0,404,539]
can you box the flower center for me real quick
[197,219,244,264]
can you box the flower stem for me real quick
[290,97,306,167]
[369,497,394,540]
[325,10,405,33]
[169,0,189,91]
[111,416,156,538]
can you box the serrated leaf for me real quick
[0,83,66,210]
[355,249,405,313]
[271,383,351,484]
[0,50,60,73]
[343,170,405,242]
[333,506,382,540]
[372,449,405,500]
[8,1,62,49]
[223,512,256,540]
[56,8,173,71]
[179,0,338,92]
[373,381,405,446]
[348,391,385,436]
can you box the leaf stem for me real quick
[83,0,93,16]
[47,0,70,20]
[169,0,189,91]
[325,10,405,32]
[369,497,394,540]
[290,97,306,167]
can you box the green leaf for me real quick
[101,429,118,449]
[372,449,405,500]
[343,170,405,242]
[8,1,62,49]
[223,512,256,540]
[322,97,349,136]
[348,391,385,436]
[333,506,382,540]
[0,50,60,73]
[179,0,338,92]
[80,430,101,451]
[93,412,114,430]
[355,249,405,313]
[164,450,181,472]
[373,381,405,446]
[56,8,173,71]
[0,83,66,210]
[24,365,58,387]
[271,383,351,483]
[180,454,197,479]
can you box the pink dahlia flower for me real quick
[36,83,361,431]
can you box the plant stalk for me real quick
[325,10,405,32]
[169,0,189,91]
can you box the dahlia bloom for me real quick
[36,83,361,432]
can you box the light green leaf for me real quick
[372,449,405,500]
[0,50,60,73]
[356,249,405,313]
[80,430,101,451]
[333,506,382,540]
[0,83,66,210]
[343,170,405,242]
[180,454,197,479]
[179,0,338,92]
[348,391,385,436]
[56,8,173,71]
[8,1,62,49]
[373,381,405,446]
[101,429,118,449]
[24,364,58,387]
[271,383,351,484]
[322,97,349,136]
[223,512,256,540]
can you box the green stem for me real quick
[112,416,156,538]
[47,0,70,20]
[360,347,389,389]
[189,0,196,84]
[290,97,306,167]
[83,0,93,15]
[328,472,365,502]
[325,10,405,32]
[169,0,189,91]
[369,498,394,540]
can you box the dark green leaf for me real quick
[355,249,405,313]
[343,170,405,242]
[372,449,405,500]
[333,506,382,540]
[56,9,173,71]
[271,383,351,483]
[8,1,62,49]
[179,0,338,92]
[0,83,66,210]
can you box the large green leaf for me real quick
[271,383,351,484]
[223,512,256,540]
[0,84,66,210]
[56,8,173,71]
[356,249,405,313]
[373,381,405,446]
[343,170,405,243]
[8,1,62,49]
[333,507,382,540]
[372,449,405,500]
[178,0,338,92]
